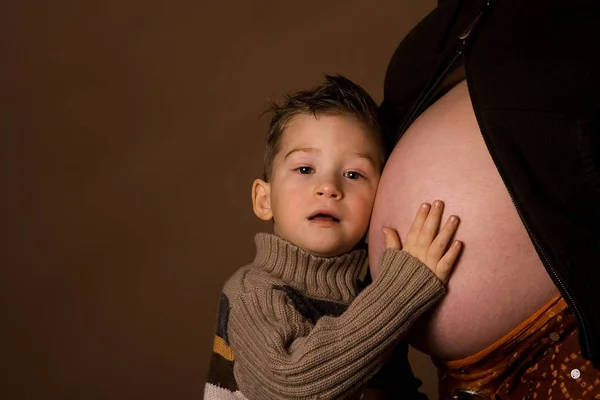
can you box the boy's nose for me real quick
[314,183,342,199]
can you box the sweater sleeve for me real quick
[228,249,445,399]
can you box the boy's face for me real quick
[252,113,383,257]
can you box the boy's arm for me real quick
[228,248,444,400]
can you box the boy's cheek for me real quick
[356,193,378,216]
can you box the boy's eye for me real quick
[296,166,314,174]
[344,171,363,180]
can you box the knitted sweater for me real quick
[204,233,445,399]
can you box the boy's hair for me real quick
[261,75,384,182]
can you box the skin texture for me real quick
[368,81,559,360]
[252,113,383,257]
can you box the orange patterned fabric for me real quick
[435,296,600,399]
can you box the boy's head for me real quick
[252,75,386,257]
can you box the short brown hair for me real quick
[261,75,384,181]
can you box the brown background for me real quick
[1,1,438,398]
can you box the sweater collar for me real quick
[252,233,369,302]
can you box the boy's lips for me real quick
[308,210,340,222]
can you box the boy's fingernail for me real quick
[420,202,430,210]
[434,200,443,208]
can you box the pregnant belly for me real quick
[368,80,559,360]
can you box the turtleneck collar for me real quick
[252,233,369,303]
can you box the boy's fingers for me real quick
[428,215,460,262]
[383,226,402,249]
[417,200,444,249]
[435,240,462,284]
[405,202,430,248]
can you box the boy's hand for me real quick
[383,200,461,284]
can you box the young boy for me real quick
[204,75,462,399]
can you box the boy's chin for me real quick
[302,240,359,258]
[274,228,364,257]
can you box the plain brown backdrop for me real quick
[1,1,439,399]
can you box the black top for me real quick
[381,0,600,365]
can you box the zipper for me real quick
[505,191,592,357]
[395,0,493,146]
[395,46,464,144]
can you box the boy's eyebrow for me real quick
[353,152,377,166]
[284,148,379,167]
[284,147,318,159]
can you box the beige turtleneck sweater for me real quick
[204,233,444,400]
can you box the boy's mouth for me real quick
[308,212,340,222]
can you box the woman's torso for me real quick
[368,80,559,360]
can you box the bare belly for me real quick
[368,80,559,360]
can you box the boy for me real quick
[204,75,462,399]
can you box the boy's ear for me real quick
[252,179,273,221]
